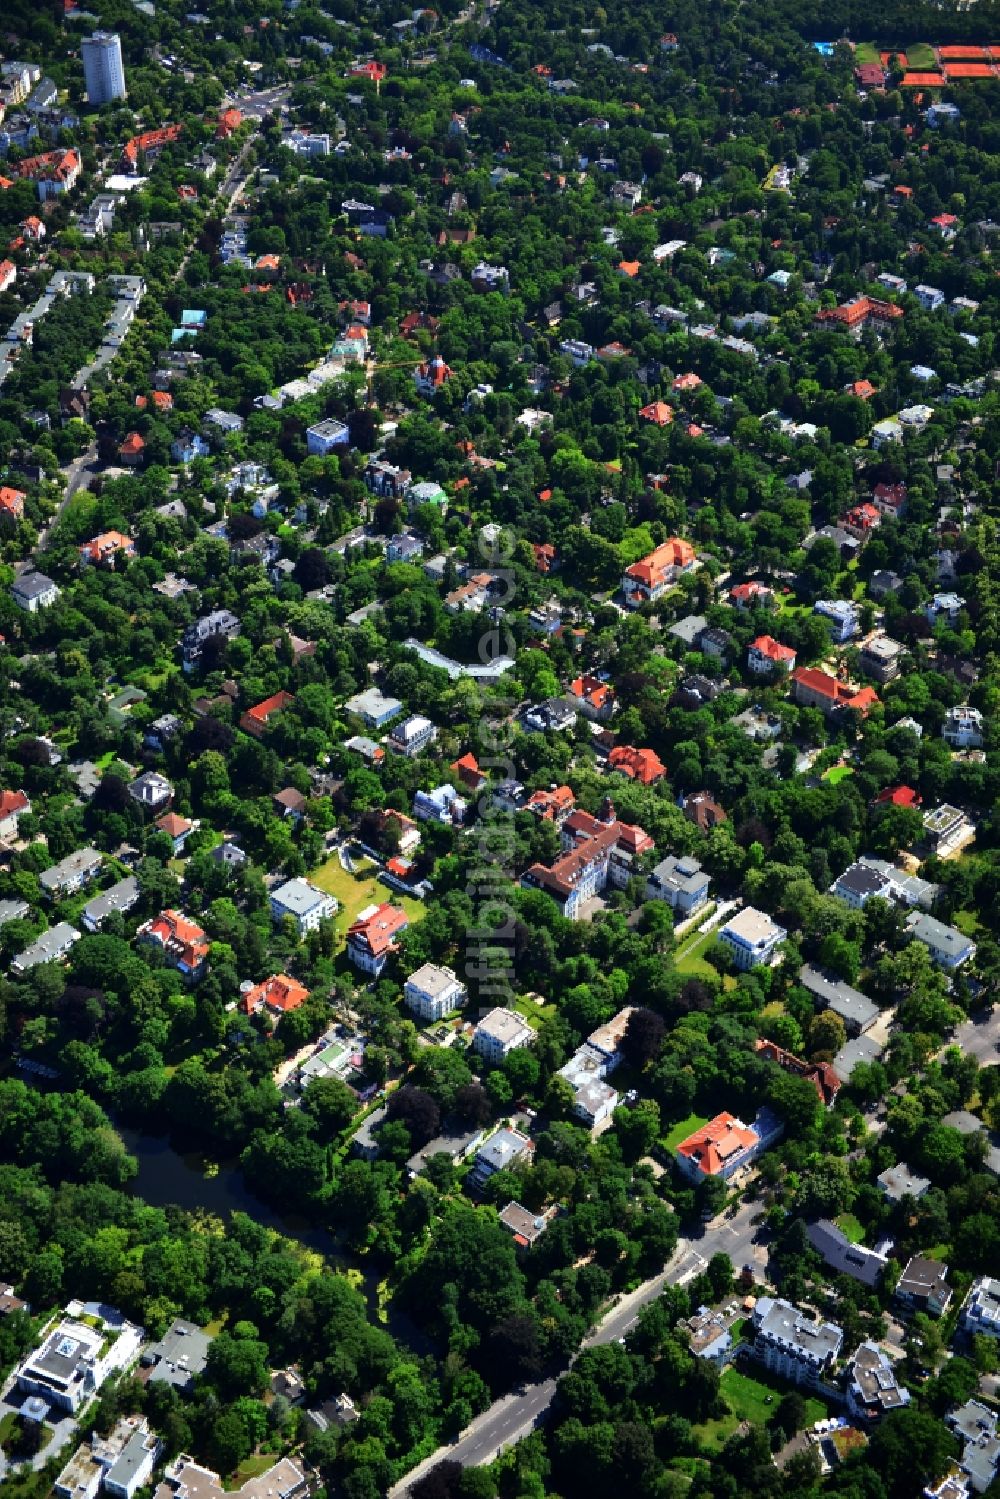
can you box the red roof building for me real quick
[240,690,296,738]
[755,1039,841,1106]
[350,60,387,84]
[241,973,310,1017]
[816,296,904,332]
[119,432,145,465]
[137,910,210,980]
[217,107,243,138]
[523,798,654,918]
[531,541,557,573]
[0,788,30,836]
[673,371,703,392]
[608,745,667,785]
[855,63,886,86]
[840,502,881,539]
[617,260,641,278]
[730,580,774,610]
[639,399,674,426]
[748,635,797,674]
[874,785,922,808]
[848,379,877,400]
[675,1112,760,1180]
[346,902,409,975]
[873,481,907,517]
[79,530,135,567]
[791,667,879,718]
[623,537,696,606]
[0,486,26,521]
[569,674,615,721]
[526,785,575,821]
[122,124,182,172]
[450,752,486,790]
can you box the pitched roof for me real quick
[676,1111,758,1175]
[875,785,921,808]
[348,901,409,956]
[608,744,666,784]
[241,973,310,1015]
[750,634,796,663]
[639,399,674,425]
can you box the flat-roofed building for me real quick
[719,906,786,970]
[473,1006,534,1064]
[403,963,466,1021]
[749,1296,843,1388]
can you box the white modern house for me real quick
[473,1007,534,1064]
[403,963,466,1021]
[719,906,787,970]
[269,878,337,934]
[15,1307,142,1414]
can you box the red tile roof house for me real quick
[568,674,615,723]
[674,1111,771,1183]
[639,399,674,426]
[522,799,653,918]
[748,635,797,676]
[532,542,557,573]
[0,788,31,841]
[450,753,487,791]
[622,538,696,607]
[874,785,922,809]
[755,1039,841,1106]
[526,785,576,822]
[839,502,880,540]
[730,580,775,611]
[0,486,26,522]
[155,811,194,853]
[347,901,409,976]
[791,667,879,719]
[137,909,210,982]
[79,531,135,567]
[240,690,296,738]
[0,259,16,294]
[119,432,145,466]
[240,973,310,1017]
[608,745,667,785]
[815,296,904,336]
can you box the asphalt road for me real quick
[388,1200,767,1496]
[950,1003,1000,1064]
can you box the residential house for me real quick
[645,855,710,916]
[498,1202,557,1252]
[847,1342,909,1422]
[11,922,81,972]
[896,1255,952,1316]
[607,744,666,785]
[719,906,787,970]
[151,1455,307,1499]
[128,770,172,814]
[0,788,30,841]
[926,591,966,627]
[830,860,905,910]
[684,1307,734,1366]
[684,791,727,832]
[81,876,140,932]
[305,417,350,454]
[799,964,880,1035]
[388,714,438,757]
[674,1108,784,1183]
[137,910,210,982]
[240,691,296,738]
[13,571,60,612]
[873,483,908,518]
[731,580,775,610]
[947,1401,1000,1495]
[345,688,403,729]
[386,533,424,564]
[413,783,467,825]
[860,634,904,683]
[450,753,487,792]
[170,430,209,464]
[755,1041,841,1107]
[791,667,879,718]
[269,878,337,934]
[473,1007,534,1064]
[14,1308,142,1414]
[525,785,575,822]
[915,284,945,311]
[240,973,310,1018]
[272,789,306,823]
[622,538,696,607]
[523,697,577,734]
[414,355,452,394]
[748,635,796,675]
[182,610,240,669]
[942,706,984,750]
[346,901,408,976]
[749,1297,843,1389]
[39,846,102,898]
[522,800,653,920]
[567,674,614,722]
[806,1221,888,1288]
[815,598,860,642]
[404,963,466,1021]
[469,1127,532,1189]
[904,910,976,970]
[878,1163,932,1204]
[923,803,976,856]
[961,1277,1000,1341]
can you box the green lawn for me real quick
[309,853,426,946]
[952,910,981,937]
[836,1212,865,1244]
[691,1368,831,1451]
[823,765,854,786]
[905,41,936,68]
[224,1454,278,1490]
[674,925,721,979]
[853,41,880,63]
[662,1112,710,1153]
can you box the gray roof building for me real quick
[806,1220,889,1287]
[12,922,80,972]
[878,1163,932,1202]
[82,876,140,931]
[799,965,879,1034]
[0,898,30,927]
[39,846,102,896]
[141,1319,213,1391]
